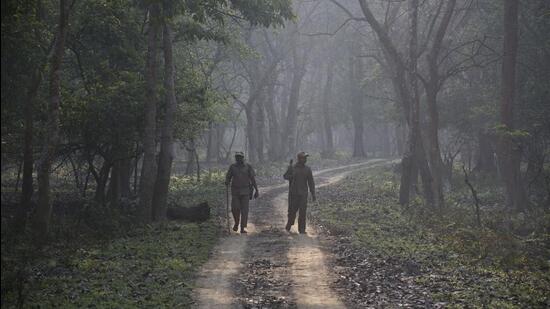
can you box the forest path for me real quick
[193,159,392,308]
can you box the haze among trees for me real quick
[1,0,549,307]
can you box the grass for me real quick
[312,165,550,308]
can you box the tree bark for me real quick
[14,68,42,232]
[322,60,335,158]
[283,40,306,159]
[350,47,366,158]
[475,129,496,173]
[33,0,71,238]
[152,13,177,221]
[265,73,281,161]
[497,0,528,212]
[245,104,258,163]
[256,89,266,162]
[206,123,215,162]
[399,0,421,207]
[138,3,161,223]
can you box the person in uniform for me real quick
[284,152,316,234]
[225,152,259,233]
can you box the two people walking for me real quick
[225,151,316,234]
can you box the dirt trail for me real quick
[193,159,390,308]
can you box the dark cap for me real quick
[297,151,309,159]
[235,151,245,157]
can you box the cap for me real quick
[297,151,309,158]
[235,151,245,157]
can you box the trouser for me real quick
[231,194,249,228]
[287,194,308,233]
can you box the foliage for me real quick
[1,173,225,307]
[311,165,550,307]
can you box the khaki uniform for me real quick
[226,163,256,228]
[284,163,315,233]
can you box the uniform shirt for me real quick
[226,163,256,196]
[284,163,315,196]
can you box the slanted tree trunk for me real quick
[497,0,528,212]
[138,3,161,223]
[33,0,71,238]
[322,60,335,158]
[152,13,178,221]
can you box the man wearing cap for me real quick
[225,152,259,233]
[284,152,316,234]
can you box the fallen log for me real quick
[167,201,210,222]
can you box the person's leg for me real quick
[297,195,308,233]
[231,195,241,230]
[286,194,299,231]
[240,195,249,231]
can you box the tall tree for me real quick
[497,0,528,211]
[33,0,72,238]
[321,60,335,158]
[152,3,178,221]
[349,45,366,158]
[423,0,457,209]
[138,3,161,223]
[282,29,306,158]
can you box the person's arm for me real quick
[225,166,232,186]
[249,165,259,198]
[307,168,316,201]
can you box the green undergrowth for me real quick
[1,174,225,308]
[312,165,550,308]
[2,221,218,307]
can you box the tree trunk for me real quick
[322,60,335,158]
[138,3,161,223]
[475,129,496,173]
[14,68,42,232]
[350,52,366,158]
[33,0,70,239]
[283,43,306,159]
[265,74,281,161]
[425,85,445,209]
[395,124,404,156]
[152,15,177,222]
[206,123,215,162]
[185,140,196,175]
[399,0,420,207]
[256,90,265,162]
[423,0,456,209]
[215,124,225,163]
[497,0,528,212]
[119,156,133,198]
[245,105,258,163]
